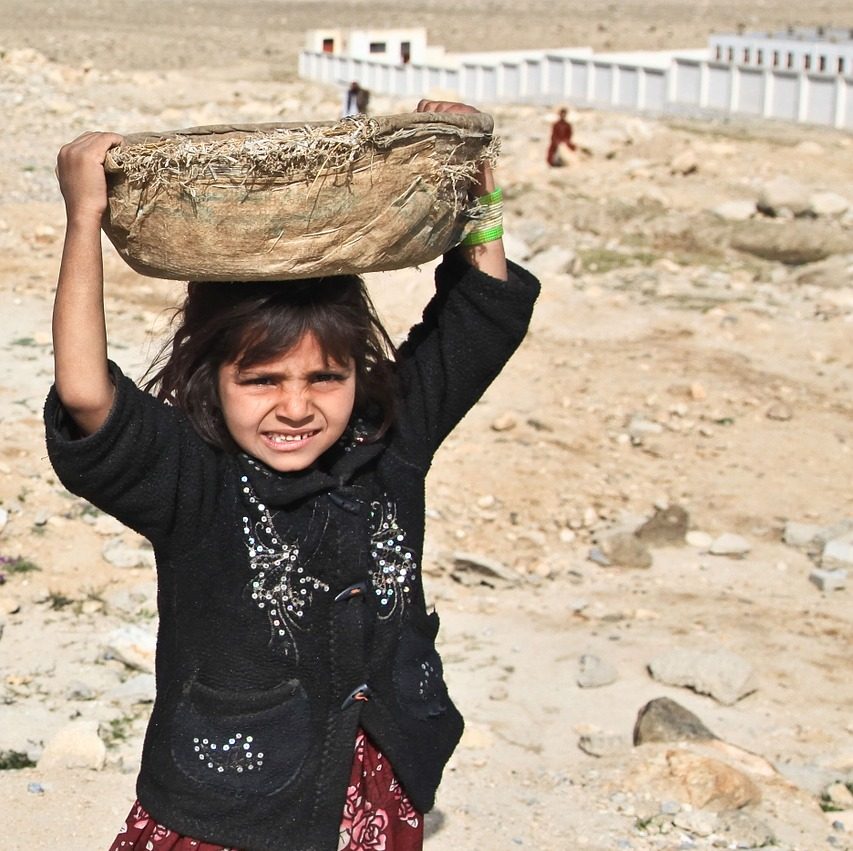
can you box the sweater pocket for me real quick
[393,610,450,721]
[171,678,312,797]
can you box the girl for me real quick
[46,101,539,851]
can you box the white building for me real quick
[710,27,853,76]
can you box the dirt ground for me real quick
[0,2,852,850]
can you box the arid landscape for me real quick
[0,2,852,849]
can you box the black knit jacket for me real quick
[44,253,540,851]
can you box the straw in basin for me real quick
[103,112,497,282]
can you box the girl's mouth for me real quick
[264,430,319,447]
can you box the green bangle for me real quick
[462,224,504,246]
[476,187,503,206]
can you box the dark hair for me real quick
[143,276,398,451]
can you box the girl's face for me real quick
[217,331,356,472]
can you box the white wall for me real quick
[299,42,853,130]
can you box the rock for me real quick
[765,402,792,421]
[809,191,850,217]
[714,811,775,848]
[105,673,156,704]
[783,521,826,549]
[757,175,811,217]
[578,732,632,756]
[731,219,853,266]
[809,568,847,592]
[664,749,762,810]
[647,649,758,705]
[451,551,523,586]
[102,537,156,569]
[708,533,751,557]
[501,230,533,261]
[38,719,106,771]
[627,416,664,440]
[92,514,127,535]
[577,654,618,688]
[490,412,518,432]
[711,200,756,221]
[672,809,718,837]
[796,253,853,289]
[596,531,652,568]
[670,148,698,175]
[825,782,853,808]
[103,624,157,673]
[634,697,717,744]
[823,533,853,570]
[0,595,21,615]
[528,245,578,278]
[686,530,713,548]
[636,505,689,546]
[0,507,8,535]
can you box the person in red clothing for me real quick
[546,107,577,166]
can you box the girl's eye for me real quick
[239,375,274,386]
[312,372,346,384]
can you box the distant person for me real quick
[343,81,370,117]
[547,107,577,167]
[343,81,361,116]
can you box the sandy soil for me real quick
[0,2,852,850]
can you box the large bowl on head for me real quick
[102,112,495,282]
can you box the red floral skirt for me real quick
[109,729,423,851]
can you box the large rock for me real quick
[634,697,717,744]
[635,505,689,546]
[38,719,106,771]
[103,624,157,673]
[757,176,811,218]
[731,219,853,266]
[665,749,762,810]
[648,649,758,705]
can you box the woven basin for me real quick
[103,112,495,281]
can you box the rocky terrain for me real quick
[0,2,852,849]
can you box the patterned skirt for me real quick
[109,729,423,851]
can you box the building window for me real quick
[400,41,411,63]
[728,47,734,62]
[715,46,722,61]
[743,48,750,64]
[787,52,794,68]
[804,55,811,70]
[818,55,826,72]
[322,38,334,53]
[839,57,846,74]
[756,49,763,65]
[772,50,779,67]
[369,42,386,54]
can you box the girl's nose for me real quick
[274,386,311,421]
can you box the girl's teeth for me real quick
[270,433,309,443]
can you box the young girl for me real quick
[46,100,539,851]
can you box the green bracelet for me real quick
[461,224,504,247]
[476,187,503,206]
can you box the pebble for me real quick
[577,654,618,688]
[822,534,853,570]
[809,568,847,592]
[765,402,793,421]
[685,530,713,548]
[490,413,518,432]
[708,533,751,557]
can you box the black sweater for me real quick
[45,252,539,851]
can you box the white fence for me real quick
[299,48,853,130]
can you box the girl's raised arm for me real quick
[53,131,124,435]
[416,99,508,282]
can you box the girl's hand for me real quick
[56,131,124,226]
[415,100,495,197]
[415,100,506,280]
[415,99,479,116]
